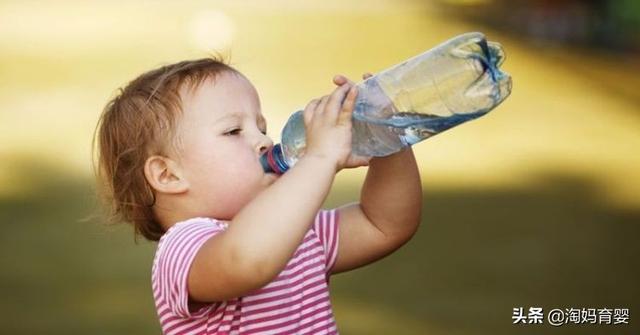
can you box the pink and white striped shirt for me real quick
[152,209,340,335]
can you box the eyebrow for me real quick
[215,112,267,130]
[214,113,242,123]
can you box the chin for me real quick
[265,172,280,184]
[214,203,244,220]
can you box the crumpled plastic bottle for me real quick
[261,32,512,174]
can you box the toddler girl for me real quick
[95,57,422,334]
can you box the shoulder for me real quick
[310,209,340,273]
[162,217,228,239]
[152,217,228,319]
[155,217,228,261]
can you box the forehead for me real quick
[179,71,261,122]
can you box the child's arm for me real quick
[329,74,423,274]
[332,147,422,274]
[187,83,358,303]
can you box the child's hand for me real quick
[302,81,360,171]
[331,73,374,169]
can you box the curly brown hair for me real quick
[93,57,240,242]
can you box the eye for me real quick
[260,129,267,135]
[224,128,242,136]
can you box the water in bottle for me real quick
[261,32,512,174]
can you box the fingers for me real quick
[307,79,359,126]
[303,98,320,125]
[333,73,374,87]
[326,83,353,120]
[338,86,358,125]
[315,95,330,118]
[333,74,354,86]
[333,75,347,86]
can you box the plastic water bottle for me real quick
[260,32,512,174]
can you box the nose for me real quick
[257,134,274,155]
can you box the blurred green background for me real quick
[0,0,638,334]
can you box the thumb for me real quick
[345,154,372,168]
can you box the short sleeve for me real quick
[152,218,226,319]
[312,209,340,274]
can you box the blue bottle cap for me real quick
[259,144,289,175]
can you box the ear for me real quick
[144,155,189,194]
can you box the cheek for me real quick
[186,142,262,198]
[224,154,263,189]
[216,144,261,177]
[184,138,256,176]
[206,153,264,218]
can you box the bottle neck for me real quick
[259,144,290,175]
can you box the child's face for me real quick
[175,71,276,219]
